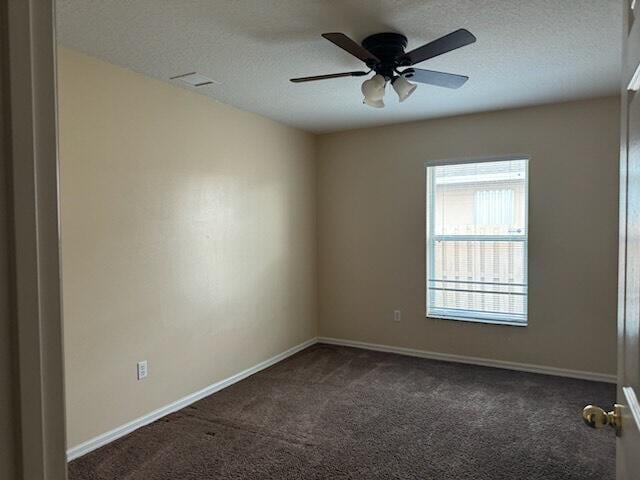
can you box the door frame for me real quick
[2,0,67,479]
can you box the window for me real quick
[426,158,528,326]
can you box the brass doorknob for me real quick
[582,404,623,435]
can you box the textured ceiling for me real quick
[56,0,622,133]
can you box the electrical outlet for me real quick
[393,310,401,322]
[137,360,148,380]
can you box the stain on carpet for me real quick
[68,344,615,479]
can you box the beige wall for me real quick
[58,49,318,447]
[317,97,619,376]
[58,47,619,450]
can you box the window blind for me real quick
[426,159,528,325]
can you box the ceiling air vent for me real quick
[170,72,217,87]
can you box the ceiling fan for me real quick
[290,29,476,108]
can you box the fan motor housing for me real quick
[361,32,408,78]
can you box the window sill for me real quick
[426,314,527,327]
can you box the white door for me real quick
[618,1,640,477]
[583,2,640,478]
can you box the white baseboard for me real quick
[317,337,617,384]
[66,337,318,461]
[67,334,615,461]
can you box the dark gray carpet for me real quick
[68,344,615,479]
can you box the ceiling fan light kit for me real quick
[392,75,417,103]
[361,73,387,107]
[364,97,385,109]
[290,28,476,108]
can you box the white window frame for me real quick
[425,155,530,327]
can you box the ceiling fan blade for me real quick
[290,71,369,83]
[322,33,380,64]
[402,68,469,89]
[402,28,476,66]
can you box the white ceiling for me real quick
[56,0,622,133]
